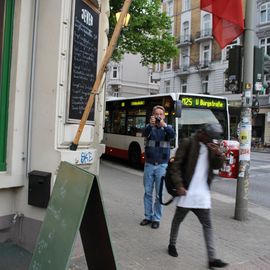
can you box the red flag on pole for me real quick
[200,0,244,49]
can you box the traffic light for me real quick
[226,46,265,94]
[226,45,243,93]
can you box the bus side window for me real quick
[127,117,135,135]
[119,111,126,134]
[104,110,112,133]
[112,110,126,134]
[135,116,145,136]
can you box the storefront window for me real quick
[0,0,15,171]
[0,1,5,71]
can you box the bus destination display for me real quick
[181,96,225,110]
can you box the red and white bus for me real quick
[103,93,230,167]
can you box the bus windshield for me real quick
[177,108,228,141]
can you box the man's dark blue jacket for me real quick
[143,124,175,164]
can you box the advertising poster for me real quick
[239,120,251,161]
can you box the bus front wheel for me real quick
[128,144,141,168]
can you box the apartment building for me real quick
[106,53,159,98]
[256,0,270,144]
[157,0,235,95]
[157,0,270,145]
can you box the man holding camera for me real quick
[140,105,175,229]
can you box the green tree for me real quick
[109,0,179,66]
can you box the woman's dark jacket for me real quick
[170,134,225,190]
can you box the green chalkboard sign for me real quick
[29,161,117,270]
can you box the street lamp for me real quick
[116,11,131,27]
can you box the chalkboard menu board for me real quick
[68,0,99,121]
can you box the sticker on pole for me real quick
[239,146,250,161]
[239,121,251,161]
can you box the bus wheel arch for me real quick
[128,142,142,167]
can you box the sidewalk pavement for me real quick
[2,159,270,270]
[69,160,270,270]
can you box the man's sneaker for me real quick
[208,259,228,269]
[168,244,178,257]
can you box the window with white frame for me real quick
[111,66,119,79]
[164,80,171,93]
[260,2,270,24]
[180,47,189,69]
[181,78,187,93]
[260,37,270,56]
[150,72,158,84]
[167,0,174,34]
[202,75,209,94]
[202,13,211,36]
[182,21,189,41]
[112,88,119,97]
[201,43,210,66]
[155,63,161,72]
[167,0,173,16]
[182,0,190,11]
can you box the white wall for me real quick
[0,0,109,247]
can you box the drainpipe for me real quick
[26,0,39,174]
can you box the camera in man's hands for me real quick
[155,117,161,125]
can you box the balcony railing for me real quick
[176,35,192,46]
[181,65,190,72]
[190,60,212,70]
[195,28,213,42]
[175,65,190,75]
[198,60,212,69]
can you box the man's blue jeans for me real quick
[143,163,167,222]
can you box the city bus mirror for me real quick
[174,100,182,117]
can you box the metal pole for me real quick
[234,0,255,221]
[70,0,133,150]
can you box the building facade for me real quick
[157,0,236,96]
[0,0,108,252]
[106,53,159,98]
[157,0,270,145]
[255,0,270,145]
